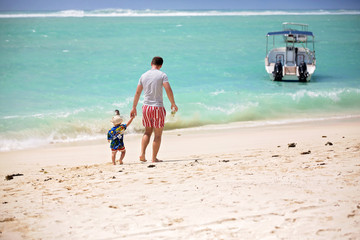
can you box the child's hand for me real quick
[127,115,135,126]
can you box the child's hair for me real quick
[115,109,120,115]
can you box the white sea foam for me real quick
[0,108,90,121]
[195,101,259,115]
[210,89,225,96]
[112,97,133,109]
[0,138,49,152]
[0,119,141,152]
[0,9,359,18]
[0,133,105,152]
[167,114,360,134]
[288,88,360,103]
[2,115,20,119]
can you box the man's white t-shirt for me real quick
[138,69,169,107]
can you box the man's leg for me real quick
[140,127,153,162]
[152,127,164,162]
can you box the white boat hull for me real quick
[265,60,315,82]
[265,46,316,82]
[266,72,313,82]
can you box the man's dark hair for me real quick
[151,56,163,66]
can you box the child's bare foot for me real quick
[152,159,163,163]
[119,161,123,165]
[139,156,147,162]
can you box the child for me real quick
[107,114,134,165]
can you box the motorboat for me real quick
[265,22,316,82]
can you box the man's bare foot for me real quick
[139,156,147,162]
[152,159,163,163]
[119,161,123,165]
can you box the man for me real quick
[130,56,178,163]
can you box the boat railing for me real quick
[282,22,308,31]
[298,40,316,61]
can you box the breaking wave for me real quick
[0,9,359,18]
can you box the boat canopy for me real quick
[266,30,313,37]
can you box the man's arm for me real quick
[163,82,178,112]
[131,84,143,117]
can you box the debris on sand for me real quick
[288,143,297,148]
[301,150,311,155]
[5,173,24,181]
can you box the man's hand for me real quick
[131,85,143,118]
[171,104,178,113]
[130,108,137,118]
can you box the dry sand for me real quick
[1,118,360,239]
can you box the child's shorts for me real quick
[142,105,166,128]
[111,147,125,152]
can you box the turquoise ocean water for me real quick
[1,9,360,151]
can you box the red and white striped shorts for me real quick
[142,105,166,128]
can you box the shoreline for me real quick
[1,116,359,173]
[1,117,360,239]
[1,113,359,154]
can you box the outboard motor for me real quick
[272,61,283,81]
[298,61,308,82]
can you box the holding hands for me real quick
[130,108,137,118]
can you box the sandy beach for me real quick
[1,117,360,239]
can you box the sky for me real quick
[0,0,360,11]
